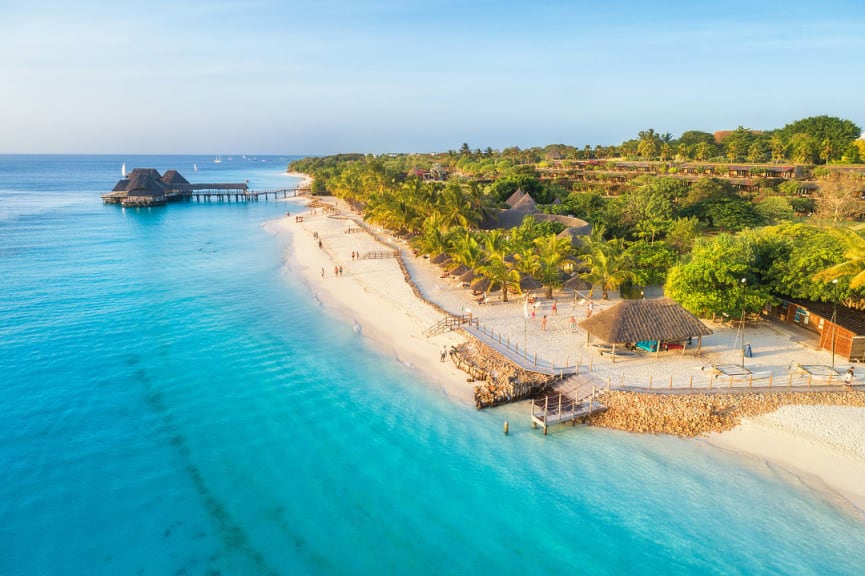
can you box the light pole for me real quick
[832,278,838,368]
[740,278,747,366]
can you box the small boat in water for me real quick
[121,162,127,177]
[214,155,222,164]
[193,163,198,173]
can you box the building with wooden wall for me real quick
[770,298,865,361]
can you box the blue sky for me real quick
[2,0,863,154]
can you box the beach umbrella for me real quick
[520,276,542,291]
[459,269,477,283]
[471,276,500,293]
[562,274,590,292]
[448,263,469,275]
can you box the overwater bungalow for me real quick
[103,168,250,206]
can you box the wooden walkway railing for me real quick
[531,389,607,435]
[423,314,478,337]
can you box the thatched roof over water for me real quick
[162,170,190,186]
[580,298,712,343]
[125,173,166,198]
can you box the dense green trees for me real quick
[779,116,862,164]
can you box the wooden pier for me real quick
[531,389,606,435]
[102,168,308,207]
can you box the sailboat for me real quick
[193,163,198,173]
[214,155,222,164]
[121,162,127,178]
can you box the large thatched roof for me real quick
[125,173,166,198]
[579,298,712,343]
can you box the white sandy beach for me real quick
[268,191,865,516]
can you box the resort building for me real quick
[770,298,865,362]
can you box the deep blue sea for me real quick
[2,154,865,575]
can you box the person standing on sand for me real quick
[570,315,577,331]
[440,346,447,362]
[552,300,557,314]
[844,367,855,388]
[541,315,547,331]
[321,267,325,278]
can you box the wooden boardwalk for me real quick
[462,324,577,376]
[103,185,305,206]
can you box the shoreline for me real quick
[268,186,865,516]
[266,195,474,405]
[707,405,865,515]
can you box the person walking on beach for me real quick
[321,267,325,278]
[570,315,577,331]
[440,346,447,362]
[541,315,547,331]
[552,300,557,314]
[339,265,344,276]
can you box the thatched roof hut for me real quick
[520,276,542,291]
[162,170,190,186]
[470,276,500,293]
[504,187,528,208]
[580,298,712,355]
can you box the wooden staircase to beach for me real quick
[423,314,478,337]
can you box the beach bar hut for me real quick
[580,298,713,360]
[771,298,865,362]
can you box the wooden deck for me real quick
[531,389,607,434]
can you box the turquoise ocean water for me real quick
[2,155,864,575]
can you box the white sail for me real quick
[121,162,127,177]
[214,155,222,164]
[193,163,198,172]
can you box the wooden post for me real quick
[534,352,537,366]
[669,375,673,389]
[748,374,753,388]
[788,373,793,387]
[808,374,813,387]
[649,375,653,389]
[689,375,693,389]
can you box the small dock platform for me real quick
[531,390,606,435]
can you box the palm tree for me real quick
[450,230,483,271]
[435,181,481,229]
[814,228,865,288]
[533,234,575,299]
[476,249,521,302]
[411,212,452,256]
[580,237,636,299]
